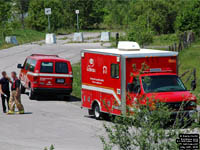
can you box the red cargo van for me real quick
[17,54,73,99]
[81,41,197,119]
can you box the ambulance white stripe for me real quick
[82,84,121,105]
[27,72,73,77]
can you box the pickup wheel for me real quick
[93,103,102,120]
[21,85,26,94]
[29,89,35,100]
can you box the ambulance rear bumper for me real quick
[33,88,72,95]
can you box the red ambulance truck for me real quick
[81,41,197,119]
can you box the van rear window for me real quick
[55,62,68,74]
[40,62,53,73]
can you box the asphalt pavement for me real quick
[0,33,108,150]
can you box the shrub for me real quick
[127,16,153,46]
[27,0,64,32]
[101,97,199,150]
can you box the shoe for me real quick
[3,110,6,113]
[17,110,24,114]
[7,110,14,115]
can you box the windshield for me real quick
[142,75,186,93]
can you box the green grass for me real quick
[0,29,45,49]
[178,41,200,94]
[150,34,179,46]
[12,29,45,44]
[72,63,81,98]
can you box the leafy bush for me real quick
[27,0,65,32]
[72,63,81,98]
[101,98,198,150]
[0,0,12,40]
[127,16,153,46]
[175,0,200,34]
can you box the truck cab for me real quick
[127,73,196,112]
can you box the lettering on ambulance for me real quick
[87,58,96,72]
[90,77,104,85]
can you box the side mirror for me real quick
[191,80,196,91]
[17,64,23,69]
[127,83,134,92]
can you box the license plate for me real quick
[56,78,65,84]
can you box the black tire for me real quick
[88,109,94,116]
[21,85,26,94]
[62,95,71,101]
[93,103,102,120]
[29,89,35,100]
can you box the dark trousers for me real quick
[1,91,10,112]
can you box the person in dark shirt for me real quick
[0,71,10,113]
[7,71,24,115]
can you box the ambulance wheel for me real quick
[29,89,35,100]
[93,103,102,120]
[21,85,26,94]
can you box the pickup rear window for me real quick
[40,62,53,73]
[55,62,68,73]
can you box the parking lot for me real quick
[0,33,107,150]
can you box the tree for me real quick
[13,0,30,29]
[103,0,130,29]
[175,0,200,34]
[127,16,153,46]
[27,0,65,31]
[128,0,179,34]
[0,0,12,40]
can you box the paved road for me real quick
[0,33,108,150]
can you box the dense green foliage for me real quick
[1,0,200,37]
[28,0,64,31]
[0,0,12,40]
[175,0,200,34]
[72,63,81,98]
[12,0,30,29]
[127,16,153,46]
[101,97,199,150]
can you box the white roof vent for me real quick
[118,41,140,51]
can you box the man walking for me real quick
[0,71,10,113]
[7,72,24,114]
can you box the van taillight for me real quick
[33,76,38,84]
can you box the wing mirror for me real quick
[17,64,23,69]
[127,83,141,94]
[127,83,134,92]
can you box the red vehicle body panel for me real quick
[18,54,73,96]
[81,48,196,116]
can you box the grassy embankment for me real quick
[0,29,46,49]
[72,63,81,98]
[72,34,200,104]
